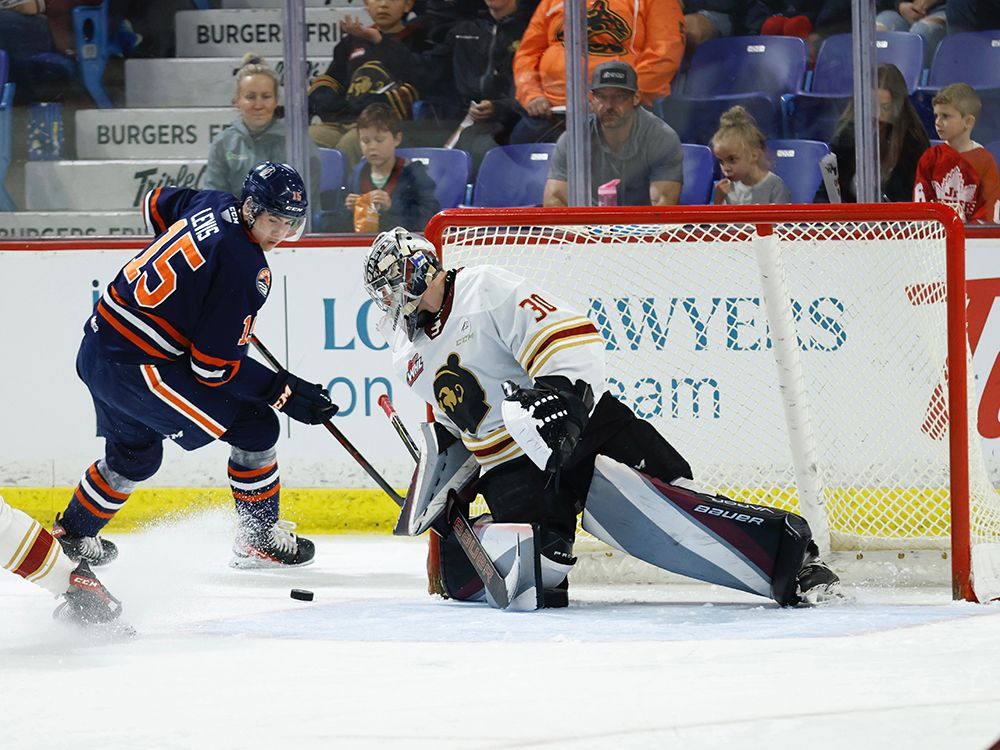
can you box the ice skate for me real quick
[230,520,315,568]
[795,556,843,605]
[52,515,119,567]
[53,560,134,636]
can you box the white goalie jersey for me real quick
[388,265,606,473]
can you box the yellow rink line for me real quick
[0,487,401,534]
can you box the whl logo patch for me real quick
[406,353,424,386]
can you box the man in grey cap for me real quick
[543,60,684,208]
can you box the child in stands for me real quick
[914,83,1000,223]
[308,0,428,169]
[334,104,439,233]
[710,105,791,205]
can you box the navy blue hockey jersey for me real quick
[89,186,279,402]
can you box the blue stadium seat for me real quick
[317,147,345,214]
[786,32,924,143]
[657,35,807,144]
[655,94,780,145]
[471,144,556,207]
[810,32,924,95]
[0,51,16,210]
[912,30,1000,134]
[766,139,831,204]
[73,1,113,108]
[680,143,714,205]
[397,148,471,209]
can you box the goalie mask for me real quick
[364,227,442,341]
[241,161,308,243]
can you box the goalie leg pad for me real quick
[435,516,576,610]
[396,422,480,536]
[582,456,813,604]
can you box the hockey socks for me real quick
[228,447,280,533]
[60,460,137,537]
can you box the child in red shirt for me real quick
[914,83,1000,223]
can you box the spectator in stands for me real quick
[748,0,852,61]
[205,54,320,201]
[511,0,685,144]
[914,83,1000,223]
[946,0,1000,33]
[684,0,746,55]
[328,104,440,233]
[829,63,929,203]
[876,0,947,67]
[426,0,532,175]
[543,61,683,207]
[710,105,791,204]
[0,1,57,93]
[308,0,428,169]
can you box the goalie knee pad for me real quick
[434,516,577,609]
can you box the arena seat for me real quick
[471,144,556,208]
[912,30,1000,135]
[0,51,16,210]
[680,143,714,205]
[766,139,831,204]
[396,148,471,209]
[73,0,113,108]
[658,36,807,144]
[785,32,924,143]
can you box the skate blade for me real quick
[799,582,847,606]
[52,603,137,639]
[228,554,315,570]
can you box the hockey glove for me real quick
[267,372,339,425]
[501,376,594,473]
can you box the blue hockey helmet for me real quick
[241,161,309,241]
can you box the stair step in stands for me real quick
[26,159,207,210]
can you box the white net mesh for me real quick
[434,213,1000,567]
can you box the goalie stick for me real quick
[249,335,405,508]
[376,395,513,609]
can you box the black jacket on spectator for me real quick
[308,27,429,124]
[444,9,532,127]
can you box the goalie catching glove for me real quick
[266,371,338,425]
[501,376,595,473]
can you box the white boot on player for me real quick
[230,519,315,568]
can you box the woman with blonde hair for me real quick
[710,105,791,204]
[205,53,319,200]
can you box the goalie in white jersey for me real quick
[365,227,841,609]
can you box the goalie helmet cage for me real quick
[424,203,1000,603]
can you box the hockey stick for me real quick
[249,335,404,509]
[376,395,512,609]
[377,394,420,462]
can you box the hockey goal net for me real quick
[424,204,1000,602]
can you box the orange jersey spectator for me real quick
[513,0,685,109]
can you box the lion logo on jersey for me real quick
[256,268,271,297]
[433,353,489,433]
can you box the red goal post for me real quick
[425,203,1000,602]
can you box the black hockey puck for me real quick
[290,589,314,601]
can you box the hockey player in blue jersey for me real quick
[53,161,337,569]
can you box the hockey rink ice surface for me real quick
[2,511,999,750]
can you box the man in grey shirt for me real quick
[543,61,684,207]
